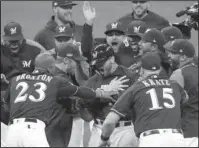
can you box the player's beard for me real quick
[133,8,148,18]
[5,39,23,55]
[170,59,180,71]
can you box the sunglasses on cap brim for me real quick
[55,36,72,42]
[59,5,73,9]
[132,1,147,4]
[106,31,125,37]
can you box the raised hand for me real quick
[108,76,130,91]
[83,1,96,25]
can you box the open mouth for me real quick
[10,47,19,53]
[111,42,119,46]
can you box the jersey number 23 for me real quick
[14,81,47,103]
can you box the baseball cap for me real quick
[91,44,115,69]
[165,39,195,58]
[3,22,24,41]
[126,20,148,37]
[142,28,166,48]
[141,52,161,71]
[54,25,74,38]
[34,53,56,70]
[57,43,87,61]
[52,0,77,7]
[161,26,183,43]
[104,22,125,35]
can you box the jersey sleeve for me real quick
[170,69,184,88]
[57,77,97,100]
[111,84,136,117]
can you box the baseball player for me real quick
[116,1,170,30]
[2,53,123,147]
[99,52,187,147]
[166,39,198,147]
[85,45,138,147]
[34,0,83,50]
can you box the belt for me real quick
[94,119,132,128]
[140,129,183,138]
[9,118,37,125]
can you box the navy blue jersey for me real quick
[112,75,187,137]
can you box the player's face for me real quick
[98,58,113,76]
[139,39,154,54]
[55,37,74,51]
[167,51,180,69]
[106,31,125,53]
[4,39,23,54]
[55,5,73,24]
[132,1,149,17]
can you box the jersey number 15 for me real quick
[146,88,175,110]
[14,81,47,103]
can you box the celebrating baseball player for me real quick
[2,52,127,147]
[166,39,198,147]
[85,45,138,147]
[99,52,188,147]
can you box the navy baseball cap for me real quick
[3,22,24,41]
[126,20,148,37]
[55,25,74,38]
[142,28,166,48]
[165,39,195,58]
[105,22,125,35]
[57,43,87,61]
[141,52,161,71]
[91,44,115,69]
[34,53,56,70]
[52,0,77,7]
[161,26,183,43]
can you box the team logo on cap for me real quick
[92,51,98,58]
[152,66,157,70]
[111,23,118,29]
[66,53,73,57]
[170,36,175,39]
[153,39,156,43]
[145,28,151,33]
[10,27,17,35]
[59,26,66,33]
[54,2,58,6]
[134,26,140,33]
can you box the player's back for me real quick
[132,76,186,136]
[8,72,64,125]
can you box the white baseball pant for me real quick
[5,118,49,147]
[68,117,84,147]
[139,129,186,147]
[184,137,198,147]
[88,120,138,147]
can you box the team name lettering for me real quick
[142,79,170,87]
[16,74,53,83]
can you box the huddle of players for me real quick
[1,1,198,147]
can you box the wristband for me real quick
[100,135,109,141]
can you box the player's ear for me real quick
[53,6,58,14]
[179,55,186,62]
[146,2,150,9]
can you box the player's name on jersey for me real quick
[16,73,53,83]
[142,79,171,87]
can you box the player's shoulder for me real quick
[117,13,132,22]
[25,39,46,53]
[148,11,169,23]
[125,80,144,95]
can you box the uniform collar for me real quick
[179,59,195,69]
